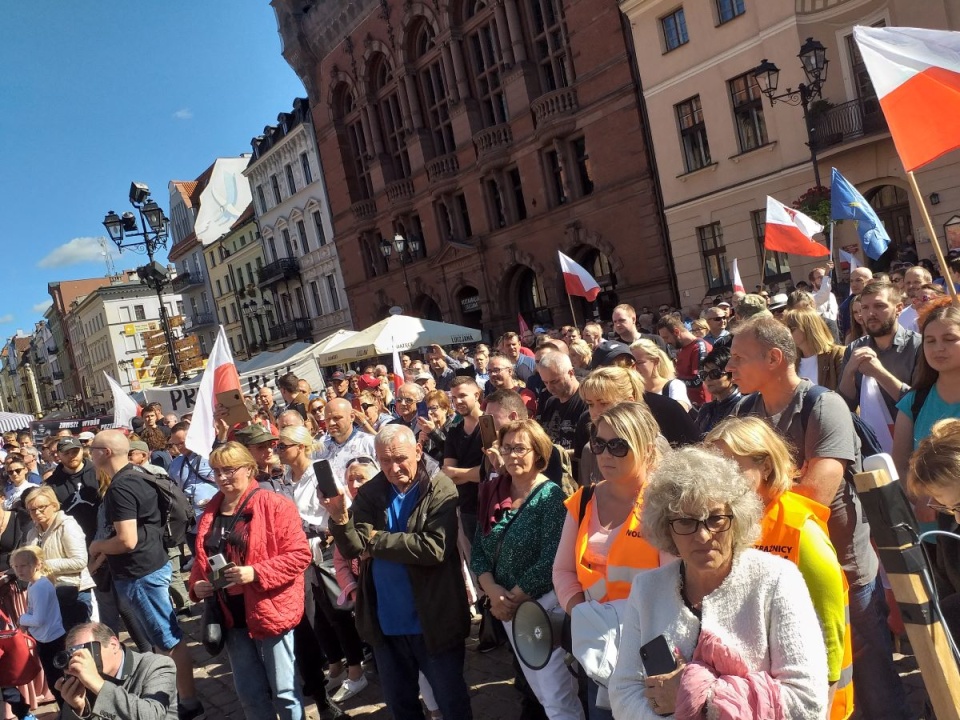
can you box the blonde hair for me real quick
[781,308,836,356]
[279,425,317,452]
[630,338,675,381]
[568,339,592,366]
[580,366,644,404]
[908,418,960,495]
[498,419,554,471]
[23,485,60,513]
[209,441,258,474]
[691,319,709,337]
[594,401,661,474]
[11,545,45,574]
[704,417,797,501]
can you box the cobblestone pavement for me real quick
[30,614,933,719]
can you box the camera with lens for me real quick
[52,641,103,671]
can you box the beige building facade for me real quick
[620,0,960,305]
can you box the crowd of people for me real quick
[0,254,958,720]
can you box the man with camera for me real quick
[56,621,178,720]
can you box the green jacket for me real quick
[329,461,470,653]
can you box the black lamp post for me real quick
[242,300,270,349]
[102,182,182,383]
[753,37,829,187]
[379,232,422,312]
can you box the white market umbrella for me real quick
[313,328,359,355]
[317,315,481,365]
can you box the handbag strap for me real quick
[491,479,549,573]
[215,488,260,556]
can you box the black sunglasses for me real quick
[698,368,728,381]
[589,435,631,458]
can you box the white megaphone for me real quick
[512,600,566,670]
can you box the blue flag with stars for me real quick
[830,167,891,260]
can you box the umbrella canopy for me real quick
[317,315,481,365]
[314,328,359,355]
[0,412,35,433]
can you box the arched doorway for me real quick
[457,286,483,329]
[417,295,443,322]
[866,184,914,266]
[516,267,552,327]
[572,248,618,323]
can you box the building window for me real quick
[285,164,297,195]
[133,305,145,321]
[486,178,507,229]
[676,95,711,172]
[313,210,327,246]
[347,120,374,200]
[752,209,790,282]
[245,263,254,285]
[698,222,729,292]
[716,0,745,24]
[311,281,324,316]
[176,301,184,315]
[271,175,282,204]
[326,274,342,312]
[282,228,295,257]
[268,237,278,262]
[456,193,473,238]
[509,168,527,221]
[729,72,767,152]
[418,56,456,157]
[297,219,309,253]
[466,14,508,127]
[300,152,313,184]
[572,137,594,196]
[370,53,410,181]
[660,8,689,52]
[526,0,572,93]
[295,287,307,318]
[235,268,244,291]
[544,148,567,207]
[216,279,223,295]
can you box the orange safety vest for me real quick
[564,485,660,603]
[758,492,854,720]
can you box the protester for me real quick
[417,390,453,465]
[582,323,603,349]
[702,306,729,346]
[630,338,691,412]
[44,437,100,546]
[694,346,741,436]
[2,455,36,510]
[567,339,592,372]
[609,447,828,718]
[500,332,537,381]
[845,294,866,344]
[389,382,426,432]
[472,419,581,720]
[537,352,587,454]
[898,266,932,332]
[324,424,472,719]
[426,344,457,391]
[553,402,663,719]
[839,268,872,341]
[811,264,839,324]
[442,377,485,550]
[167,422,218,552]
[656,315,711,407]
[782,307,846,391]
[53,621,178,720]
[189,441,312,720]
[317,398,378,490]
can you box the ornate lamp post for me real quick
[379,232,422,312]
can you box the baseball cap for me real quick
[329,371,346,382]
[590,340,635,369]
[129,440,150,453]
[768,293,789,311]
[737,294,772,319]
[78,431,96,442]
[57,437,83,453]
[414,371,433,382]
[235,425,276,446]
[345,370,357,377]
[358,374,380,390]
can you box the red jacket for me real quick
[189,485,311,639]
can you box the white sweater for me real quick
[609,549,828,720]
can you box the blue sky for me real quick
[0,3,305,334]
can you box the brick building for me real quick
[272,0,675,335]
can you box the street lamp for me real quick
[753,37,829,187]
[242,299,271,349]
[102,182,182,383]
[380,232,422,312]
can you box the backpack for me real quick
[137,468,195,549]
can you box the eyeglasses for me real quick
[275,443,299,451]
[488,366,510,374]
[212,467,243,478]
[27,504,53,515]
[427,406,442,413]
[589,436,631,458]
[361,403,374,411]
[698,368,728,381]
[310,407,324,414]
[346,456,376,469]
[927,498,960,517]
[500,445,532,457]
[668,514,734,535]
[253,441,278,449]
[7,467,25,475]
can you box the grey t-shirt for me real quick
[840,324,921,417]
[735,380,878,589]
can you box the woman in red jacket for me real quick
[189,441,312,720]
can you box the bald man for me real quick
[87,430,202,717]
[315,398,378,488]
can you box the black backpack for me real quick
[136,468,195,549]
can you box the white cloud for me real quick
[0,315,13,324]
[32,299,53,314]
[173,108,193,120]
[37,236,114,269]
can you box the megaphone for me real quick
[512,600,566,670]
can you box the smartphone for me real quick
[313,459,341,499]
[209,553,236,590]
[352,395,362,412]
[416,401,430,419]
[640,635,677,677]
[208,553,229,572]
[479,414,497,450]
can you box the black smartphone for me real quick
[640,634,677,676]
[479,414,497,450]
[416,400,430,419]
[313,459,341,499]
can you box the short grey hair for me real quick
[642,446,763,556]
[277,409,305,427]
[538,350,572,373]
[731,315,798,366]
[375,423,417,450]
[398,382,426,401]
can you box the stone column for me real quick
[441,43,461,103]
[494,1,515,66]
[448,39,470,100]
[504,0,527,63]
[403,73,424,128]
[363,104,385,154]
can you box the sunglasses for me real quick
[698,368,728,381]
[346,456,376,470]
[589,436,631,458]
[361,403,374,411]
[275,443,299,451]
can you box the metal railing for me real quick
[269,318,313,343]
[258,257,301,286]
[171,271,205,292]
[810,99,887,151]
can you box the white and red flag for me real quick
[103,371,140,430]
[517,313,531,337]
[186,325,242,455]
[391,339,405,393]
[558,251,601,301]
[854,26,960,172]
[730,258,745,293]
[764,196,829,257]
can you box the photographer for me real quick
[55,621,177,720]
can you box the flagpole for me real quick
[829,221,838,289]
[760,249,768,290]
[906,172,959,305]
[567,290,578,329]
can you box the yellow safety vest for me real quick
[758,492,854,720]
[564,486,660,603]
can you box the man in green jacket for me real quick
[325,424,472,720]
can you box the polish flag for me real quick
[855,26,960,172]
[558,251,601,301]
[730,258,745,293]
[839,248,861,273]
[764,196,829,257]
[186,326,242,455]
[103,371,141,429]
[517,313,531,337]
[391,340,405,393]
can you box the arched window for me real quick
[412,18,455,157]
[523,0,572,93]
[333,82,373,201]
[517,267,550,325]
[463,2,507,128]
[370,53,410,181]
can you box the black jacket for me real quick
[46,459,100,545]
[329,460,470,653]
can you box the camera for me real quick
[52,641,103,671]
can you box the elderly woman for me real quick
[706,417,851,720]
[189,442,312,720]
[782,308,845,390]
[416,390,453,465]
[554,402,663,719]
[630,339,692,412]
[23,486,95,630]
[472,419,582,720]
[609,447,828,719]
[568,339,593,371]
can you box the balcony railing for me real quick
[171,271,206,292]
[268,318,313,344]
[52,370,65,381]
[531,86,579,128]
[386,179,415,203]
[810,99,888,151]
[258,257,301,286]
[426,152,460,183]
[47,343,58,354]
[186,311,216,330]
[474,123,514,160]
[351,199,377,221]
